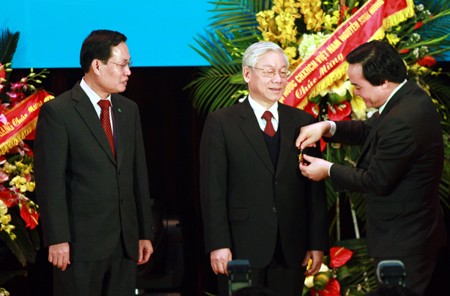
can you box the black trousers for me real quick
[53,240,137,296]
[218,233,305,296]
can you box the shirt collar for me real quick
[378,79,407,114]
[80,78,112,107]
[247,95,279,122]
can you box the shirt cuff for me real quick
[327,121,336,136]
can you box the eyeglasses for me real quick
[101,60,132,70]
[249,66,290,78]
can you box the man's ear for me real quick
[92,59,103,74]
[243,66,251,83]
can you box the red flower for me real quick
[418,56,436,67]
[0,104,8,115]
[320,138,327,152]
[304,101,320,118]
[328,101,351,121]
[310,278,341,296]
[0,63,5,80]
[329,247,353,268]
[413,21,423,30]
[399,49,410,54]
[0,187,17,207]
[20,200,39,229]
[8,142,34,157]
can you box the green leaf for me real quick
[186,0,272,115]
[0,208,39,267]
[0,29,20,65]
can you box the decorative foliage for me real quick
[303,242,377,296]
[185,0,273,115]
[0,29,49,289]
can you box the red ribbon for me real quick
[0,89,54,155]
[282,0,411,108]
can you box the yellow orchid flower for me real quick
[350,95,368,120]
[386,33,400,46]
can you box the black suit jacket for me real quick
[34,82,153,261]
[200,99,328,268]
[329,80,446,257]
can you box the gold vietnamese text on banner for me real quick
[0,89,54,156]
[281,0,415,109]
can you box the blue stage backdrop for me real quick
[2,1,449,69]
[1,0,211,68]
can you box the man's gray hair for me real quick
[242,41,289,68]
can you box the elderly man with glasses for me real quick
[200,41,329,296]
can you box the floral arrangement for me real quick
[0,61,44,235]
[255,0,449,122]
[303,242,376,296]
[304,247,353,296]
[188,0,450,294]
[0,29,50,292]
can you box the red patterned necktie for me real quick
[97,100,115,157]
[262,111,275,137]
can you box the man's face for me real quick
[348,63,388,108]
[97,41,132,95]
[243,51,289,109]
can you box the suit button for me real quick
[272,207,277,213]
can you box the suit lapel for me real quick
[238,99,275,174]
[111,95,124,168]
[72,84,116,163]
[275,104,292,177]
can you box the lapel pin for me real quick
[298,148,303,164]
[118,108,122,113]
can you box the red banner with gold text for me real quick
[282,0,414,108]
[0,89,54,155]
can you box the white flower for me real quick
[333,80,352,97]
[304,275,315,288]
[319,263,329,273]
[298,32,330,60]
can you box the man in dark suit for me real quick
[296,40,446,296]
[34,30,154,296]
[200,41,329,296]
